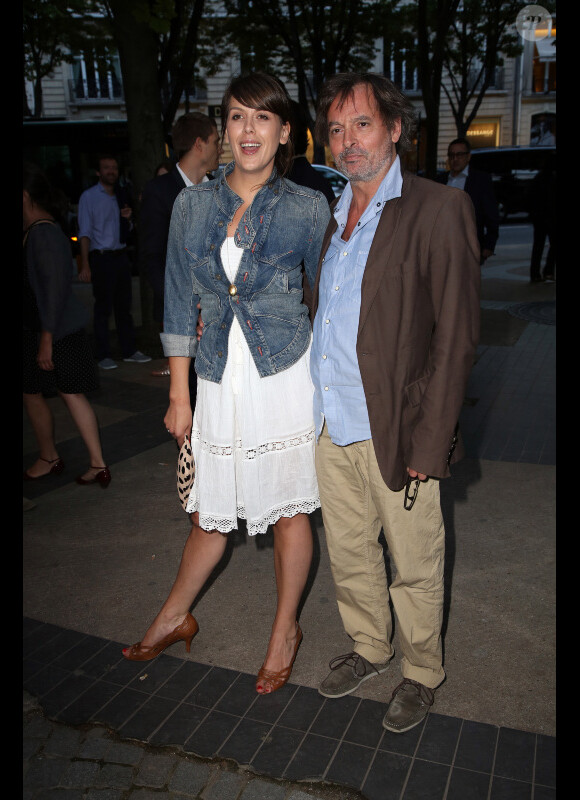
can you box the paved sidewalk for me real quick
[24,689,360,800]
[23,224,556,799]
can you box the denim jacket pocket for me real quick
[258,248,300,272]
[184,248,209,269]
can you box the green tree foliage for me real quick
[23,0,104,117]
[219,0,402,158]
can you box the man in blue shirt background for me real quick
[78,154,150,370]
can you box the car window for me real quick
[312,165,348,197]
[471,148,555,178]
[471,151,512,175]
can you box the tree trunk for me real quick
[107,1,166,339]
[162,0,205,135]
[416,0,459,179]
[107,4,165,199]
[34,74,43,118]
[424,112,441,176]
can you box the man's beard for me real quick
[335,145,394,184]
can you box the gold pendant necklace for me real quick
[225,237,238,298]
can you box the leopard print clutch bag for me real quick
[176,434,195,511]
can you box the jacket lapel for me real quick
[357,191,404,335]
[314,170,410,327]
[312,216,338,316]
[171,168,186,192]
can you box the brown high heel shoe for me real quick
[76,466,111,488]
[256,624,303,695]
[23,457,65,481]
[122,613,199,661]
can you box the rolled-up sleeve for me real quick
[76,190,92,241]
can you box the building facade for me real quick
[24,10,555,195]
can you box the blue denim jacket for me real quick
[161,162,331,382]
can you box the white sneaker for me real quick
[123,351,152,363]
[98,358,118,370]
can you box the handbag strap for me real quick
[23,218,56,248]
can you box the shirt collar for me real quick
[177,162,210,187]
[97,181,115,195]
[212,161,284,248]
[452,164,470,179]
[333,155,403,226]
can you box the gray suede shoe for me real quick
[319,651,392,698]
[382,678,434,733]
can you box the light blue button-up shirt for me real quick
[77,182,124,251]
[447,164,469,191]
[311,156,403,445]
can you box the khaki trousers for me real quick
[315,425,446,689]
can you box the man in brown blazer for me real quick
[310,73,480,733]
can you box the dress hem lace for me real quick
[186,496,321,536]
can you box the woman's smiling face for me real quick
[225,98,290,181]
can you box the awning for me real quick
[535,37,556,61]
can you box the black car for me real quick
[469,146,556,220]
[311,164,348,198]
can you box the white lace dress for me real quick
[185,237,320,534]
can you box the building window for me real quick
[531,16,555,94]
[532,44,556,93]
[467,64,504,92]
[384,43,419,93]
[72,49,123,101]
[530,112,556,145]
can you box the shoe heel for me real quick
[97,468,111,488]
[184,616,199,652]
[51,459,65,475]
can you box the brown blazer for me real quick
[311,170,481,491]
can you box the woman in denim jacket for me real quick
[123,73,331,694]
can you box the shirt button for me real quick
[229,284,238,296]
[218,351,223,357]
[324,386,329,391]
[216,274,222,280]
[335,286,339,291]
[218,221,224,227]
[343,251,348,256]
[210,244,215,250]
[322,354,327,359]
[325,319,330,324]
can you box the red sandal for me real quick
[256,625,303,694]
[123,613,199,661]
